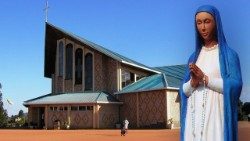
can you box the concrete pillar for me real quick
[55,40,59,94]
[166,91,169,127]
[82,46,85,91]
[93,105,100,129]
[93,105,96,128]
[117,63,122,91]
[72,43,75,92]
[67,105,71,127]
[96,105,100,128]
[63,39,67,93]
[134,74,137,82]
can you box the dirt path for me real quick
[0,121,249,141]
[0,129,178,141]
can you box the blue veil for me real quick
[180,5,243,141]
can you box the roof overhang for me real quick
[23,101,123,107]
[23,92,123,107]
[115,86,179,95]
[121,60,161,74]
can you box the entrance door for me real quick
[38,107,45,128]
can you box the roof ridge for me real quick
[95,91,103,102]
[24,91,121,106]
[24,93,52,103]
[154,65,186,80]
[153,64,186,68]
[162,73,169,87]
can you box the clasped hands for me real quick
[189,63,208,88]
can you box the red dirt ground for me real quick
[0,121,249,141]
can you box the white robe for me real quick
[183,44,224,141]
[124,120,129,129]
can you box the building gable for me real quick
[44,22,160,78]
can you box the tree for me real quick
[17,110,26,127]
[238,99,244,120]
[0,83,8,127]
[243,102,250,115]
[18,110,24,117]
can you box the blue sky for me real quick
[0,0,249,116]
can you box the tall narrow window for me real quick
[75,48,83,84]
[85,53,93,91]
[58,41,64,77]
[130,72,135,82]
[121,70,135,88]
[65,44,73,79]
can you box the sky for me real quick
[0,0,249,116]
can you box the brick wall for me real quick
[56,76,63,93]
[94,51,104,91]
[64,80,73,92]
[98,104,120,128]
[46,105,93,129]
[118,93,137,128]
[118,90,169,128]
[106,58,118,94]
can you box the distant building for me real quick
[23,23,186,129]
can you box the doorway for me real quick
[38,107,45,128]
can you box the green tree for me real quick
[0,83,8,127]
[18,110,24,117]
[17,110,26,127]
[238,99,244,120]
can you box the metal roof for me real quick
[116,65,187,94]
[116,74,167,94]
[23,92,122,106]
[44,22,160,78]
[155,65,187,88]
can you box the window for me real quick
[54,107,58,111]
[65,44,73,79]
[79,106,86,111]
[122,70,134,88]
[71,106,78,111]
[64,107,68,111]
[58,41,64,76]
[75,49,83,84]
[50,107,53,111]
[59,106,64,111]
[85,53,93,90]
[87,106,93,110]
[130,72,135,82]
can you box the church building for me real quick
[23,22,186,129]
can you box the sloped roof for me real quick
[154,65,187,88]
[116,74,167,94]
[23,92,122,106]
[44,22,160,77]
[116,65,187,94]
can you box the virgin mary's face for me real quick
[196,12,216,42]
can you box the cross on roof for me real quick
[44,1,49,22]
